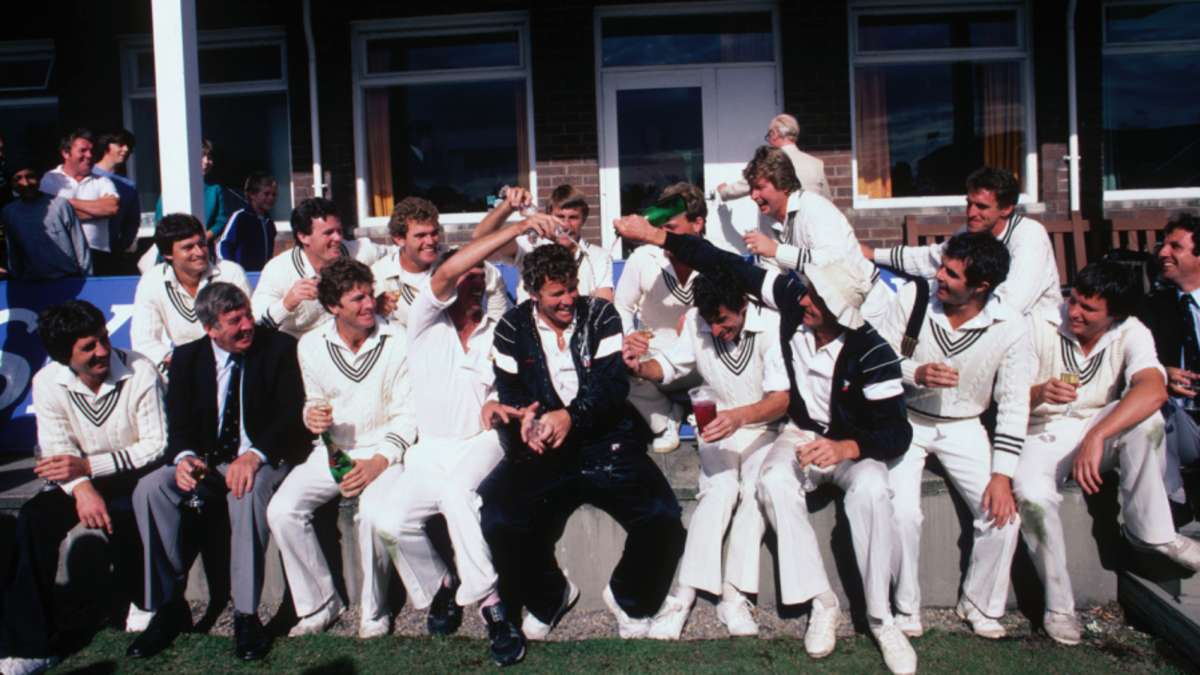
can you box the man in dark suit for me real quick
[127,282,310,661]
[1140,213,1200,524]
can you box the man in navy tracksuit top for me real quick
[217,172,277,271]
[479,243,685,641]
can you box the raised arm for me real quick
[470,187,534,261]
[433,215,555,302]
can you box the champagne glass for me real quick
[184,455,208,512]
[32,445,55,490]
[1059,371,1081,417]
[792,429,819,492]
[632,316,655,363]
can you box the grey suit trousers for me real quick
[133,460,290,614]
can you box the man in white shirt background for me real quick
[39,129,120,275]
[716,113,831,202]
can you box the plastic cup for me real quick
[689,387,718,433]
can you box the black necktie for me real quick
[217,355,243,462]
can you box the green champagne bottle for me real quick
[640,195,688,227]
[324,431,354,483]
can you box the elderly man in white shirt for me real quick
[1015,262,1200,646]
[625,266,788,640]
[132,213,251,371]
[266,257,417,641]
[876,231,1033,641]
[863,166,1062,323]
[471,183,614,303]
[373,195,509,326]
[252,197,385,337]
[614,182,708,452]
[39,129,120,274]
[716,113,831,201]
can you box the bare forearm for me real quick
[471,203,518,259]
[70,197,118,219]
[1090,371,1167,442]
[634,358,664,382]
[733,390,789,427]
[432,221,523,300]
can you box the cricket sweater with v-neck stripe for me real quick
[877,280,1036,476]
[131,260,251,368]
[31,348,166,494]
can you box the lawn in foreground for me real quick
[54,628,1188,674]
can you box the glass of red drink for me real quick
[689,386,719,433]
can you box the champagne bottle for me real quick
[640,195,688,227]
[324,431,354,483]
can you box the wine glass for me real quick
[1059,371,1081,417]
[184,455,209,512]
[32,445,55,490]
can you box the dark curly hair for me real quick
[38,300,107,365]
[318,257,375,311]
[965,166,1020,209]
[742,145,801,193]
[388,196,440,239]
[521,243,578,294]
[292,197,340,238]
[1073,261,1139,321]
[1165,212,1200,256]
[154,212,206,257]
[942,231,1011,293]
[692,267,748,324]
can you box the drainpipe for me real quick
[303,0,325,197]
[1066,0,1081,215]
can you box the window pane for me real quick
[1106,3,1200,43]
[0,100,59,169]
[366,32,520,73]
[364,80,528,216]
[0,57,53,90]
[616,87,704,215]
[131,92,293,222]
[1103,51,1200,190]
[854,61,1024,199]
[601,13,773,66]
[857,11,1018,52]
[136,45,283,88]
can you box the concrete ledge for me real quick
[0,448,1122,618]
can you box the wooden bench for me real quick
[1109,217,1167,254]
[903,215,1090,284]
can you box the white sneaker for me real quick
[0,655,61,675]
[125,604,154,632]
[894,612,924,638]
[358,613,391,639]
[288,596,345,637]
[716,595,759,637]
[1150,535,1200,572]
[652,419,681,453]
[602,585,651,639]
[523,580,581,641]
[955,597,1006,639]
[804,596,841,658]
[1043,611,1082,646]
[648,594,692,640]
[871,623,917,675]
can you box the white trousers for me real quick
[757,423,895,619]
[267,446,399,622]
[677,427,774,596]
[1014,403,1172,615]
[361,431,503,610]
[888,415,1020,619]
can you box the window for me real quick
[352,14,534,227]
[849,4,1035,206]
[600,12,774,66]
[121,29,293,224]
[0,41,59,172]
[1103,1,1200,197]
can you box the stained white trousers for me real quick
[677,427,774,596]
[888,415,1020,619]
[360,431,504,610]
[267,446,399,622]
[757,423,895,620]
[1014,403,1172,615]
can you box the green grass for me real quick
[52,628,1189,674]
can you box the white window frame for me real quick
[1102,0,1200,202]
[349,12,537,231]
[118,27,294,235]
[847,1,1038,209]
[0,40,55,93]
[593,1,783,254]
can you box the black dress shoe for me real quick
[427,576,464,636]
[127,600,190,659]
[481,603,526,667]
[234,612,270,661]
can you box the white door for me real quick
[599,65,779,255]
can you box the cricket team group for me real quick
[5,140,1200,675]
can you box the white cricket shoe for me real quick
[955,597,1006,639]
[804,596,841,658]
[716,595,759,637]
[288,596,345,637]
[603,585,651,639]
[523,580,580,641]
[1043,611,1082,646]
[871,623,917,675]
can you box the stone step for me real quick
[0,448,1121,618]
[1117,523,1200,663]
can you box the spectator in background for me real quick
[218,172,278,272]
[93,129,141,265]
[153,139,228,244]
[716,114,831,202]
[40,129,120,275]
[1,164,91,280]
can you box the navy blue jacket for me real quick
[217,208,276,272]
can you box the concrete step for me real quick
[1117,524,1200,663]
[0,448,1121,619]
